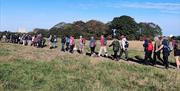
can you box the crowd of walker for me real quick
[1,33,180,69]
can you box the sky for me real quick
[0,0,180,36]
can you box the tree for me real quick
[138,22,162,39]
[110,15,139,40]
[86,20,109,38]
[32,28,49,37]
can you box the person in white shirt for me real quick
[119,35,128,61]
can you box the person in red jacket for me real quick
[144,39,153,65]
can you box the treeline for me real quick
[1,15,163,40]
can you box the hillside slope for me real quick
[0,42,180,91]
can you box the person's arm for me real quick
[109,41,113,47]
[156,45,164,52]
[122,40,125,50]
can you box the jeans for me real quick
[61,43,65,51]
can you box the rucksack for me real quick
[113,40,120,51]
[82,38,86,44]
[176,40,180,50]
[125,41,129,48]
[147,42,153,51]
[104,38,107,45]
[162,39,171,52]
[90,41,96,47]
[50,37,54,42]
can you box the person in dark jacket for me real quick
[61,35,66,52]
[65,35,70,51]
[89,36,96,56]
[156,37,170,69]
[109,37,120,61]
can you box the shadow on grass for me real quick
[128,55,176,69]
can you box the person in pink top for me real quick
[98,35,108,57]
[70,36,75,53]
[79,36,86,54]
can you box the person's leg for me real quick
[163,53,169,69]
[153,52,157,65]
[149,51,153,64]
[119,49,123,59]
[92,47,95,54]
[144,51,149,64]
[61,43,64,51]
[82,45,85,54]
[98,47,103,56]
[90,47,93,54]
[175,56,180,69]
[54,42,57,48]
[157,52,163,63]
[70,45,73,53]
[66,43,69,51]
[125,49,128,60]
[23,40,25,45]
[104,46,108,57]
[114,51,118,60]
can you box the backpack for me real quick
[104,38,107,45]
[50,37,54,42]
[176,40,180,50]
[113,40,120,51]
[70,38,75,45]
[82,38,86,44]
[90,41,96,47]
[147,42,153,51]
[162,39,171,52]
[124,41,129,48]
[62,37,66,43]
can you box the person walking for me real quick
[119,35,129,61]
[69,36,75,53]
[89,36,96,56]
[98,35,108,57]
[65,35,70,51]
[144,39,153,65]
[79,36,85,54]
[109,37,120,61]
[61,35,66,52]
[153,36,163,65]
[48,35,52,48]
[53,35,57,48]
[172,37,180,69]
[156,37,170,69]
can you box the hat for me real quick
[169,34,173,38]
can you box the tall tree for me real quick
[110,15,139,40]
[138,22,162,38]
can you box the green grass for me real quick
[0,42,180,91]
[0,48,10,56]
[0,58,180,91]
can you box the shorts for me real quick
[174,49,180,56]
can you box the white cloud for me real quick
[77,2,180,14]
[120,2,180,10]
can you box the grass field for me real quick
[0,41,180,91]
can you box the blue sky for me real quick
[0,0,180,36]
